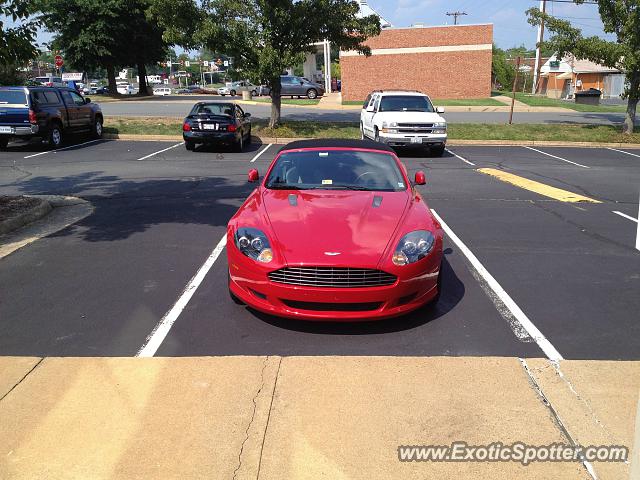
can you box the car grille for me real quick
[397,123,434,133]
[281,300,383,311]
[268,267,397,288]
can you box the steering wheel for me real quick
[354,171,376,185]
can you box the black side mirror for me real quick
[244,113,251,118]
[84,97,91,104]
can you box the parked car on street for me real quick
[33,75,65,88]
[256,84,271,96]
[94,86,109,95]
[182,102,251,152]
[0,86,103,149]
[153,87,172,96]
[116,82,135,95]
[227,138,443,319]
[280,75,324,99]
[217,81,258,97]
[360,90,447,156]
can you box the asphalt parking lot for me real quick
[0,139,638,360]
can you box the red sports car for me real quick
[227,139,444,321]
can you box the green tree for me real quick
[151,0,380,127]
[1,0,38,84]
[527,0,640,134]
[37,0,168,95]
[492,45,515,91]
[38,0,129,92]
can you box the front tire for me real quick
[306,89,318,99]
[92,116,103,139]
[48,123,63,149]
[234,133,244,152]
[0,137,8,149]
[432,145,446,157]
[230,90,236,97]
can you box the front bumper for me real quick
[378,132,447,148]
[227,240,442,321]
[0,125,40,137]
[183,131,238,145]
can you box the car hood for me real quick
[378,111,445,123]
[262,189,409,266]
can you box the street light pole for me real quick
[532,0,546,94]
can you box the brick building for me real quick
[340,23,493,101]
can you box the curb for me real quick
[0,195,90,237]
[102,133,640,149]
[0,198,52,236]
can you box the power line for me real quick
[446,11,468,25]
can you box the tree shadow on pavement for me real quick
[10,171,254,242]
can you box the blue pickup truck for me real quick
[0,86,103,149]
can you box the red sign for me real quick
[54,55,64,68]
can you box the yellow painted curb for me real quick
[477,168,602,203]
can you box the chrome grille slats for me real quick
[268,267,397,288]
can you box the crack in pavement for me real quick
[232,356,270,480]
[256,357,282,480]
[0,357,44,402]
[519,358,599,480]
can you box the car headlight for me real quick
[432,122,447,134]
[392,230,435,266]
[234,227,273,263]
[381,121,398,128]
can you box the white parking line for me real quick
[137,142,183,161]
[607,147,640,159]
[137,234,227,357]
[431,209,563,362]
[445,148,475,166]
[250,143,273,163]
[523,146,590,169]
[23,139,103,159]
[637,198,640,251]
[612,211,638,223]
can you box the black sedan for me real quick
[182,102,252,151]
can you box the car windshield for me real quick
[191,103,234,116]
[265,150,406,192]
[379,95,434,112]
[0,90,28,105]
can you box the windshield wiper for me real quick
[324,185,371,191]
[268,184,306,190]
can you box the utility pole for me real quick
[532,0,546,94]
[509,56,521,125]
[446,11,467,25]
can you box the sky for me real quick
[20,0,614,52]
[366,0,614,49]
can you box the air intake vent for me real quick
[268,267,397,288]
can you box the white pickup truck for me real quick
[360,90,447,156]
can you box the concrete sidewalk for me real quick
[0,356,637,479]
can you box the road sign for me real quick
[55,55,63,68]
[185,60,190,67]
[223,60,229,67]
[203,61,209,67]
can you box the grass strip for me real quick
[104,117,640,143]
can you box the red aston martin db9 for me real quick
[227,139,444,320]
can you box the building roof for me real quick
[541,54,621,74]
[357,0,392,28]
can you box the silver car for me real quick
[217,81,258,97]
